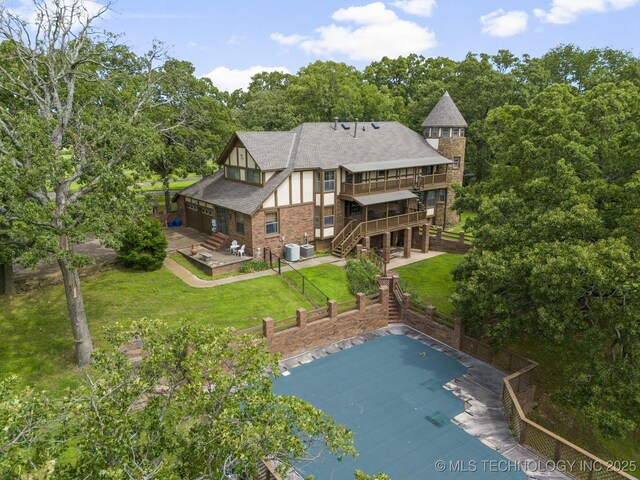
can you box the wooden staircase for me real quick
[201,232,229,251]
[331,210,430,257]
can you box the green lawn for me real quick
[1,267,312,394]
[138,179,199,192]
[393,253,464,314]
[167,252,244,281]
[449,211,476,233]
[290,263,354,302]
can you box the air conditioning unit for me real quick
[284,243,300,262]
[300,244,315,258]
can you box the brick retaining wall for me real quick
[262,288,389,358]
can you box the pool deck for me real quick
[279,324,569,480]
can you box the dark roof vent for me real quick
[341,123,351,130]
[333,117,338,130]
[371,122,380,129]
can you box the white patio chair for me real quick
[229,240,239,255]
[237,245,246,257]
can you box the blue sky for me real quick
[7,0,640,91]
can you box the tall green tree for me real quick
[0,0,161,366]
[453,81,640,437]
[0,321,356,479]
[143,59,235,212]
[234,70,300,131]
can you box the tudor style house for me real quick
[174,92,467,258]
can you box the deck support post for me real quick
[383,232,391,264]
[403,227,412,258]
[421,224,430,253]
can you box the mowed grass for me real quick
[0,266,312,394]
[289,263,354,302]
[393,253,464,314]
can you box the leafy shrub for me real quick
[239,259,270,273]
[117,217,167,270]
[345,259,379,295]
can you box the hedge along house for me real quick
[174,92,467,258]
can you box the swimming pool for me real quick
[272,334,526,479]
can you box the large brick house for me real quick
[174,92,467,258]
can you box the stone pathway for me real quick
[163,254,346,288]
[164,249,447,289]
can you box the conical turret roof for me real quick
[421,91,467,128]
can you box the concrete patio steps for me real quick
[201,232,228,252]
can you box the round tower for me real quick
[421,91,467,227]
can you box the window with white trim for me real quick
[324,171,335,192]
[453,157,460,169]
[265,211,278,235]
[323,206,334,227]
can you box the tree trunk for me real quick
[164,188,172,214]
[57,257,94,367]
[163,177,172,214]
[1,262,16,295]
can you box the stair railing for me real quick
[331,219,357,251]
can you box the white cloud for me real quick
[270,32,307,46]
[270,2,436,62]
[203,66,291,92]
[480,9,528,37]
[534,0,638,24]
[391,0,436,17]
[332,2,398,24]
[227,35,243,45]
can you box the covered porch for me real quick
[343,190,420,224]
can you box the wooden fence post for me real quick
[458,231,465,244]
[452,317,464,350]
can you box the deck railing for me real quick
[334,210,430,257]
[341,173,448,197]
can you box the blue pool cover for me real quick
[272,335,526,479]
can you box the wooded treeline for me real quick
[1,0,639,464]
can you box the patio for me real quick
[177,245,252,276]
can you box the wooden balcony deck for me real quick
[340,173,448,198]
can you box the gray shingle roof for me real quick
[178,167,293,216]
[421,92,467,128]
[235,131,296,170]
[178,120,452,214]
[292,121,446,169]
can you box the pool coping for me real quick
[278,323,569,480]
